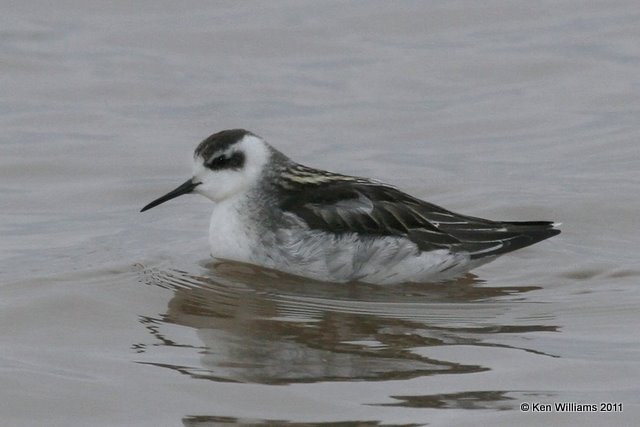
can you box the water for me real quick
[2,1,639,426]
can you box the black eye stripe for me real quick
[207,151,245,170]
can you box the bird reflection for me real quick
[183,415,422,427]
[135,260,557,387]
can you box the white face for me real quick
[192,134,271,202]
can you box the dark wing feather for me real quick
[279,181,560,258]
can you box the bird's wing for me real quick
[278,181,559,258]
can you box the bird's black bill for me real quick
[140,179,200,212]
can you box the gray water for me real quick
[2,1,639,426]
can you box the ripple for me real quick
[133,260,559,385]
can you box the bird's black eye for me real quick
[207,151,245,170]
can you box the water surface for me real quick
[2,1,639,426]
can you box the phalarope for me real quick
[141,129,560,284]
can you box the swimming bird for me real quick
[141,129,560,284]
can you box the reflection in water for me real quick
[381,390,514,410]
[183,415,420,427]
[135,260,557,390]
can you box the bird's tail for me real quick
[466,220,561,259]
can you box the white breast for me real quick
[208,196,257,263]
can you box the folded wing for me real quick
[279,181,559,259]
